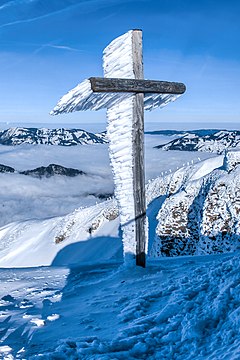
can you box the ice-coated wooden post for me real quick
[104,30,146,267]
[51,29,186,268]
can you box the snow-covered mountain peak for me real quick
[0,127,107,146]
[156,129,240,154]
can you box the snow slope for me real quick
[0,253,239,359]
[0,150,239,268]
[0,200,121,268]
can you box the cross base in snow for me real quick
[51,30,186,268]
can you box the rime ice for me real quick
[51,30,183,265]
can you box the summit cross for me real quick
[51,29,186,268]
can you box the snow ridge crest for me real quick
[0,127,107,146]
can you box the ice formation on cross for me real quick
[51,30,185,267]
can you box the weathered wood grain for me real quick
[132,30,144,80]
[131,30,146,268]
[133,92,146,267]
[89,77,186,95]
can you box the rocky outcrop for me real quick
[0,163,86,178]
[223,149,240,172]
[20,164,86,178]
[149,150,240,257]
[0,164,15,173]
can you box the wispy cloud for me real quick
[47,44,83,52]
[33,43,85,54]
[0,39,84,53]
[0,0,144,29]
[0,0,19,11]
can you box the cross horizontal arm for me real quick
[51,79,183,115]
[89,77,186,95]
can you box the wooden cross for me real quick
[51,30,186,268]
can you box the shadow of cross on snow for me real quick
[50,29,186,268]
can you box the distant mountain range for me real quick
[154,130,240,154]
[1,128,240,153]
[20,164,86,178]
[145,129,220,136]
[0,127,107,146]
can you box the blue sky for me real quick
[0,0,240,126]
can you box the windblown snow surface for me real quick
[0,137,239,358]
[0,253,240,360]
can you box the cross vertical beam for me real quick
[131,31,146,267]
[133,92,146,267]
[105,30,147,268]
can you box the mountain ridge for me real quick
[0,163,86,178]
[155,130,240,153]
[0,127,107,146]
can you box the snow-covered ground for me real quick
[0,253,239,359]
[0,199,121,267]
[0,129,239,359]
